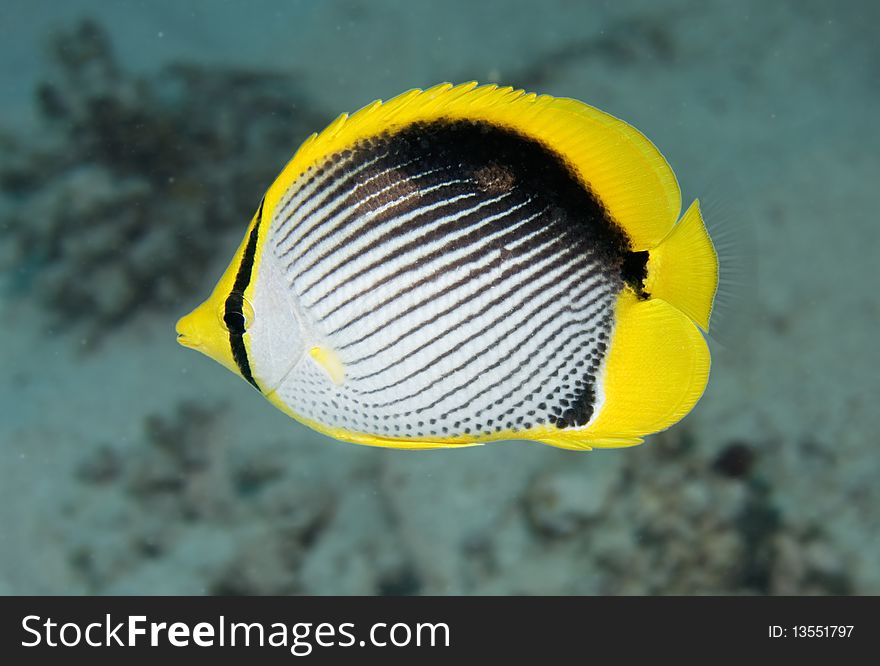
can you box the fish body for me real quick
[176,83,718,450]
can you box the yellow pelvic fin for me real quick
[645,199,719,332]
[309,346,346,386]
[262,82,682,250]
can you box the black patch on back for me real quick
[367,119,633,272]
[226,198,264,390]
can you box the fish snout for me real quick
[175,311,202,350]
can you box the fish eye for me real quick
[220,292,255,334]
[224,309,246,333]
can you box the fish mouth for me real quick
[175,314,202,350]
[176,332,199,350]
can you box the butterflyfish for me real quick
[176,82,718,450]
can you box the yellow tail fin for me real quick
[645,199,718,332]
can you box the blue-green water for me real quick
[1,0,877,595]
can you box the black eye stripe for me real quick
[223,302,247,334]
[226,198,264,390]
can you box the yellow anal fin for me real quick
[309,346,345,385]
[645,199,719,332]
[579,290,710,441]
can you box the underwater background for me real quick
[1,0,877,595]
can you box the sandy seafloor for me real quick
[0,0,878,595]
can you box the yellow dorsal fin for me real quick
[263,82,682,250]
[309,346,345,385]
[645,199,719,331]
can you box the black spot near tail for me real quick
[621,250,650,299]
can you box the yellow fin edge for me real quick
[263,389,646,451]
[262,82,682,251]
[264,390,482,450]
